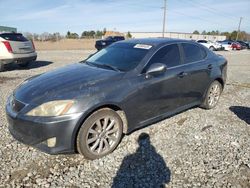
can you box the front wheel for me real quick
[77,108,123,160]
[201,80,222,109]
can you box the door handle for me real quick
[207,64,213,70]
[178,72,188,78]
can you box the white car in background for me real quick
[0,33,37,71]
[217,41,233,51]
[197,40,223,51]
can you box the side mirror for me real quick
[146,63,167,77]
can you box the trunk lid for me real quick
[9,40,34,54]
[0,33,35,54]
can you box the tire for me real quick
[209,46,216,51]
[201,80,222,109]
[18,61,30,68]
[0,61,4,72]
[77,108,123,160]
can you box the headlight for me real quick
[26,100,74,117]
[101,42,106,45]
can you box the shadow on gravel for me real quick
[229,106,250,124]
[112,133,171,188]
[3,61,53,71]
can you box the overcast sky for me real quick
[1,0,250,34]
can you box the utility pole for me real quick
[236,17,242,41]
[162,0,167,37]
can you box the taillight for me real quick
[31,40,36,51]
[2,41,13,53]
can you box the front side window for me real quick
[182,43,206,64]
[147,44,181,69]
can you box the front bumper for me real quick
[6,102,83,154]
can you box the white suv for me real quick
[197,40,223,51]
[0,33,37,71]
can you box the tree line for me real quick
[23,28,132,41]
[23,29,249,42]
[66,28,107,39]
[192,30,250,41]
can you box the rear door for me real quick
[0,33,34,54]
[178,43,211,105]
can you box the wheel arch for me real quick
[209,45,215,50]
[202,77,224,102]
[214,77,225,89]
[73,103,128,152]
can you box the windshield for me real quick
[105,36,113,40]
[86,43,150,72]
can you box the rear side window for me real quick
[200,48,207,58]
[147,44,181,68]
[182,43,206,64]
[0,33,28,42]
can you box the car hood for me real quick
[14,63,123,104]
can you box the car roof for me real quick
[118,38,189,47]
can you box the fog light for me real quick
[47,137,56,148]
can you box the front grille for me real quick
[11,98,26,113]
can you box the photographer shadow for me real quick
[229,106,250,124]
[112,133,171,188]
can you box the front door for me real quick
[124,44,187,126]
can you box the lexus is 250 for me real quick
[6,38,227,159]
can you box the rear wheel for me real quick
[201,80,222,109]
[77,108,123,160]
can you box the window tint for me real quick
[0,33,28,42]
[87,43,148,72]
[147,44,181,68]
[182,43,205,64]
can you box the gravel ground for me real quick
[0,50,249,187]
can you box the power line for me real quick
[193,0,250,24]
[170,10,222,26]
[179,0,236,21]
[178,0,250,25]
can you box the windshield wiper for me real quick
[99,64,121,72]
[85,61,96,67]
[85,61,121,72]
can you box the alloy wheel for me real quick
[208,83,221,107]
[86,116,120,155]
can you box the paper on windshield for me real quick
[134,44,152,50]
